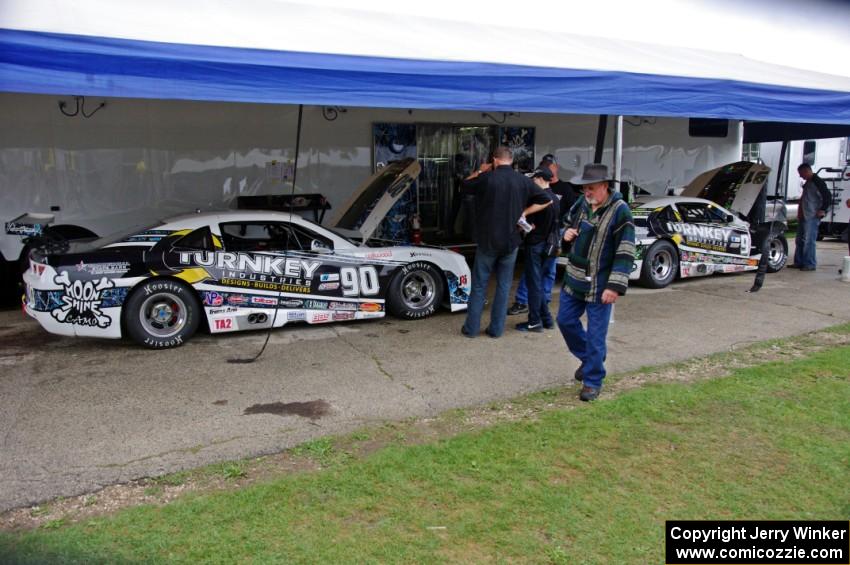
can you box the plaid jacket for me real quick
[563,191,635,303]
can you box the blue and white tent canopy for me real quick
[2,0,850,124]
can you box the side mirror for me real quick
[725,213,735,223]
[311,240,332,254]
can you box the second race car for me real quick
[630,161,788,288]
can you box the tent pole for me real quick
[613,115,623,197]
[776,139,788,199]
[593,115,608,163]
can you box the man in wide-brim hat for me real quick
[559,163,635,401]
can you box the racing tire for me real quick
[765,234,788,273]
[639,240,679,289]
[386,262,443,320]
[123,279,200,349]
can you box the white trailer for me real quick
[754,137,848,200]
[0,92,743,293]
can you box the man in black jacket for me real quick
[460,146,551,338]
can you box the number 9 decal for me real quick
[341,266,380,296]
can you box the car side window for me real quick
[677,203,726,224]
[290,225,334,252]
[173,226,215,251]
[219,222,300,252]
[704,205,730,224]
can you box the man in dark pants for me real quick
[508,154,578,316]
[791,163,832,271]
[461,146,551,338]
[559,164,635,401]
[516,167,560,333]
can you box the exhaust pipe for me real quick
[247,313,269,324]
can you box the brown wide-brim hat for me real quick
[570,163,612,185]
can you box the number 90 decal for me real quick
[341,266,380,296]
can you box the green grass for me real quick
[2,343,849,563]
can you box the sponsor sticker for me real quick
[204,292,224,306]
[332,311,355,321]
[318,282,340,291]
[329,301,358,311]
[287,311,306,321]
[319,273,340,282]
[304,299,329,310]
[279,298,303,308]
[226,294,248,305]
[6,221,44,237]
[208,307,238,315]
[75,261,130,275]
[50,272,114,328]
[213,318,235,331]
[359,302,382,312]
[251,296,278,306]
[310,312,330,323]
[366,250,392,259]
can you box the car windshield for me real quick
[321,225,360,244]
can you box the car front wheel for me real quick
[639,240,679,289]
[387,262,443,319]
[124,279,200,348]
[766,234,788,273]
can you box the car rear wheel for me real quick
[124,279,200,348]
[639,240,679,289]
[387,262,443,319]
[766,234,788,273]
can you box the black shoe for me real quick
[507,302,528,315]
[461,326,476,338]
[542,320,555,330]
[788,264,802,269]
[484,326,500,338]
[801,266,816,271]
[574,364,584,382]
[579,386,600,402]
[515,321,543,333]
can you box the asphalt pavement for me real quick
[1,240,849,512]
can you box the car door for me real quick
[217,220,384,323]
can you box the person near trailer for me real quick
[461,146,551,338]
[515,167,561,332]
[791,163,832,271]
[558,164,635,401]
[507,154,577,317]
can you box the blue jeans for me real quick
[522,243,554,327]
[794,217,821,268]
[556,290,612,390]
[515,256,557,305]
[463,247,519,337]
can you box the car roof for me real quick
[632,196,718,209]
[158,209,317,230]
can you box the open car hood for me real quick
[680,161,771,217]
[329,157,420,244]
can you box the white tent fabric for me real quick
[2,0,850,123]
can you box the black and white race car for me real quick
[22,159,471,348]
[631,161,788,288]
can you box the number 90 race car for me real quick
[22,159,471,348]
[630,161,788,288]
